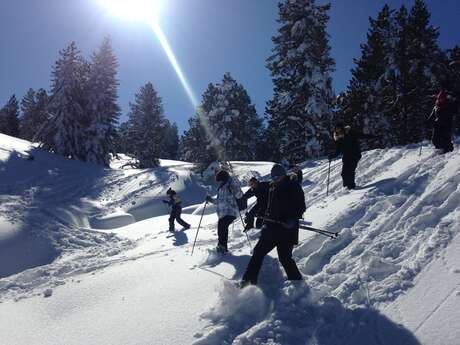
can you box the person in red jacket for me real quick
[428,85,456,153]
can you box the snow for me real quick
[1,132,460,344]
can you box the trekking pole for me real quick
[191,200,208,256]
[236,199,253,251]
[326,159,332,196]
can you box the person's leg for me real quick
[242,232,276,284]
[276,241,302,280]
[349,159,359,189]
[341,164,347,187]
[217,216,235,250]
[168,209,176,232]
[174,207,190,228]
[342,159,352,188]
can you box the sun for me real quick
[99,0,161,22]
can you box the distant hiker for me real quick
[329,124,362,189]
[427,85,456,153]
[243,177,270,231]
[241,164,306,287]
[163,188,190,232]
[206,169,243,253]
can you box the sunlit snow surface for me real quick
[0,133,459,345]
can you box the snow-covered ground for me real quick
[0,133,459,345]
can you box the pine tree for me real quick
[85,37,120,166]
[447,46,460,134]
[19,88,49,141]
[201,73,263,161]
[339,5,396,149]
[161,122,179,160]
[180,114,216,167]
[0,95,20,137]
[266,0,335,163]
[127,82,166,168]
[395,0,444,144]
[42,41,89,160]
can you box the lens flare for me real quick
[99,0,198,108]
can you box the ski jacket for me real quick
[332,127,362,162]
[432,89,456,131]
[243,181,270,218]
[208,177,243,219]
[264,177,306,245]
[165,194,182,208]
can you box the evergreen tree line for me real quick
[1,0,458,168]
[338,1,460,149]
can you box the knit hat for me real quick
[270,164,287,180]
[215,170,230,183]
[166,188,175,195]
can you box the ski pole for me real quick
[326,159,332,196]
[260,217,338,239]
[299,224,339,239]
[191,200,208,256]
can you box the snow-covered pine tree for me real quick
[394,0,444,144]
[266,0,335,163]
[447,46,460,134]
[19,88,49,141]
[201,72,263,161]
[161,122,179,160]
[42,42,89,160]
[180,113,216,168]
[127,82,166,168]
[338,5,396,149]
[114,121,132,155]
[85,37,120,166]
[0,95,20,137]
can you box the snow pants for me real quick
[169,205,189,231]
[217,215,236,249]
[432,125,454,153]
[341,157,360,189]
[242,227,302,284]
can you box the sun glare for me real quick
[99,0,161,22]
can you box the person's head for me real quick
[333,123,345,141]
[215,169,230,183]
[166,188,175,196]
[248,177,259,190]
[270,164,287,183]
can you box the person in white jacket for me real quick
[206,169,243,253]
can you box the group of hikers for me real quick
[163,85,457,287]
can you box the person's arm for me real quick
[230,178,243,199]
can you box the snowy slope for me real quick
[1,133,459,345]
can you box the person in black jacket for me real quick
[243,177,270,231]
[163,188,190,232]
[241,164,306,286]
[329,124,362,189]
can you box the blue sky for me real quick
[1,0,459,133]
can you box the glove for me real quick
[205,195,213,202]
[244,214,254,230]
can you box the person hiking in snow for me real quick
[163,188,190,232]
[205,169,243,253]
[240,164,306,287]
[329,124,362,190]
[243,177,270,231]
[427,83,456,153]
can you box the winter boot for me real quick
[215,245,228,254]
